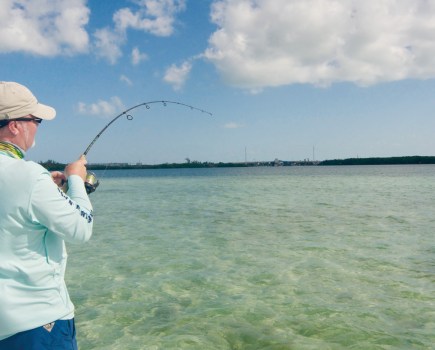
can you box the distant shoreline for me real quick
[39,156,435,171]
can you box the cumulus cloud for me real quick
[94,0,186,63]
[163,61,192,90]
[0,0,90,55]
[131,47,148,65]
[204,0,435,89]
[93,27,124,64]
[114,0,186,36]
[78,96,125,117]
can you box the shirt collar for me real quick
[0,141,25,159]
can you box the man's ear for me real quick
[8,121,19,136]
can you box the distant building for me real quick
[274,158,283,166]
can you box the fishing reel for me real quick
[60,171,99,194]
[84,172,99,194]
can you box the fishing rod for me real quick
[83,100,212,156]
[80,100,213,194]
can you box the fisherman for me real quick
[0,81,93,350]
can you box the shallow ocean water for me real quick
[67,165,435,349]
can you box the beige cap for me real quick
[0,81,56,120]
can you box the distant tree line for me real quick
[39,160,65,171]
[38,160,254,171]
[319,156,435,166]
[38,155,435,171]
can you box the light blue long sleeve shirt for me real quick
[0,150,93,340]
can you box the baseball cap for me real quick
[0,81,56,121]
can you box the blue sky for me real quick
[1,0,435,164]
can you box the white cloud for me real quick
[0,0,185,63]
[163,61,192,90]
[93,27,124,65]
[131,47,148,65]
[94,0,186,63]
[204,0,435,89]
[120,75,133,86]
[0,0,90,55]
[114,0,186,36]
[78,96,125,117]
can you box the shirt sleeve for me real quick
[29,172,94,244]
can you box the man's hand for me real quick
[51,171,66,187]
[64,155,87,182]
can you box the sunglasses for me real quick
[0,117,43,128]
[15,117,43,125]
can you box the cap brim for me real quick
[32,103,56,120]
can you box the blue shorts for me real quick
[0,319,78,350]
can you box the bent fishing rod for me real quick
[83,100,212,156]
[79,100,213,194]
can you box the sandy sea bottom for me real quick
[67,166,435,349]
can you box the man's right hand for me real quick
[64,155,87,182]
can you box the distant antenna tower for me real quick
[245,147,247,164]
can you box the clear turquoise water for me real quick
[67,166,435,350]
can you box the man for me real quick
[0,82,94,349]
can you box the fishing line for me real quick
[81,100,213,194]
